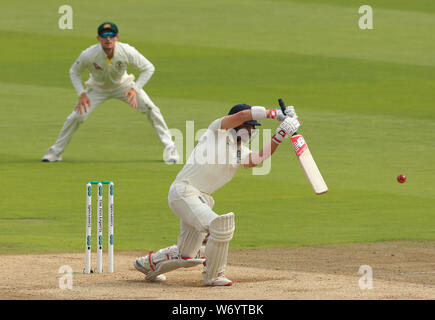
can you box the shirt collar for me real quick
[227,129,237,144]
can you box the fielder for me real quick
[42,22,179,163]
[134,103,300,286]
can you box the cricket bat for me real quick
[278,98,328,195]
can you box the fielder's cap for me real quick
[98,22,118,36]
[228,104,262,126]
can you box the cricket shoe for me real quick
[164,145,179,164]
[134,257,167,282]
[203,271,233,287]
[41,149,62,162]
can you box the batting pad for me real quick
[146,245,205,281]
[204,212,235,281]
[146,258,205,281]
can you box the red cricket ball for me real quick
[397,174,406,183]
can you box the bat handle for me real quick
[278,98,286,115]
[278,98,298,136]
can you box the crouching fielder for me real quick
[134,103,300,286]
[42,22,178,163]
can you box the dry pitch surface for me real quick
[1,241,434,300]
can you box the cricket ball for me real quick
[397,174,406,183]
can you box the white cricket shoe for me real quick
[134,256,167,282]
[41,149,62,162]
[203,271,233,287]
[164,145,179,164]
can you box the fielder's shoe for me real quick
[203,271,233,286]
[164,145,179,164]
[41,149,62,162]
[134,257,167,282]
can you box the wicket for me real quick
[85,180,114,274]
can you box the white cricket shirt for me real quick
[174,117,252,195]
[69,42,155,95]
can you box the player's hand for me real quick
[124,88,138,109]
[272,117,300,144]
[270,106,297,122]
[279,116,300,136]
[74,92,91,115]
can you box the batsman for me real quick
[134,103,300,286]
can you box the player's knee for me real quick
[134,95,150,113]
[145,103,160,115]
[182,245,206,260]
[70,111,88,123]
[179,240,206,259]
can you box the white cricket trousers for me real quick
[49,85,174,155]
[168,181,219,258]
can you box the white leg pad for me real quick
[146,245,205,281]
[204,212,235,282]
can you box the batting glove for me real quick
[272,117,300,144]
[270,106,297,122]
[272,126,287,144]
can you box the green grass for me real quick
[0,0,434,254]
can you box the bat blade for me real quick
[290,134,328,195]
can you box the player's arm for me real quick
[124,46,155,108]
[243,117,300,168]
[69,51,88,97]
[69,51,91,114]
[220,107,270,130]
[220,105,297,130]
[126,45,155,92]
[243,141,279,168]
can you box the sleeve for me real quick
[208,117,224,132]
[240,144,253,164]
[69,50,88,96]
[126,45,155,91]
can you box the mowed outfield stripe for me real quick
[0,0,434,66]
[0,31,434,120]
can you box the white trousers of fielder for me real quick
[48,84,174,156]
